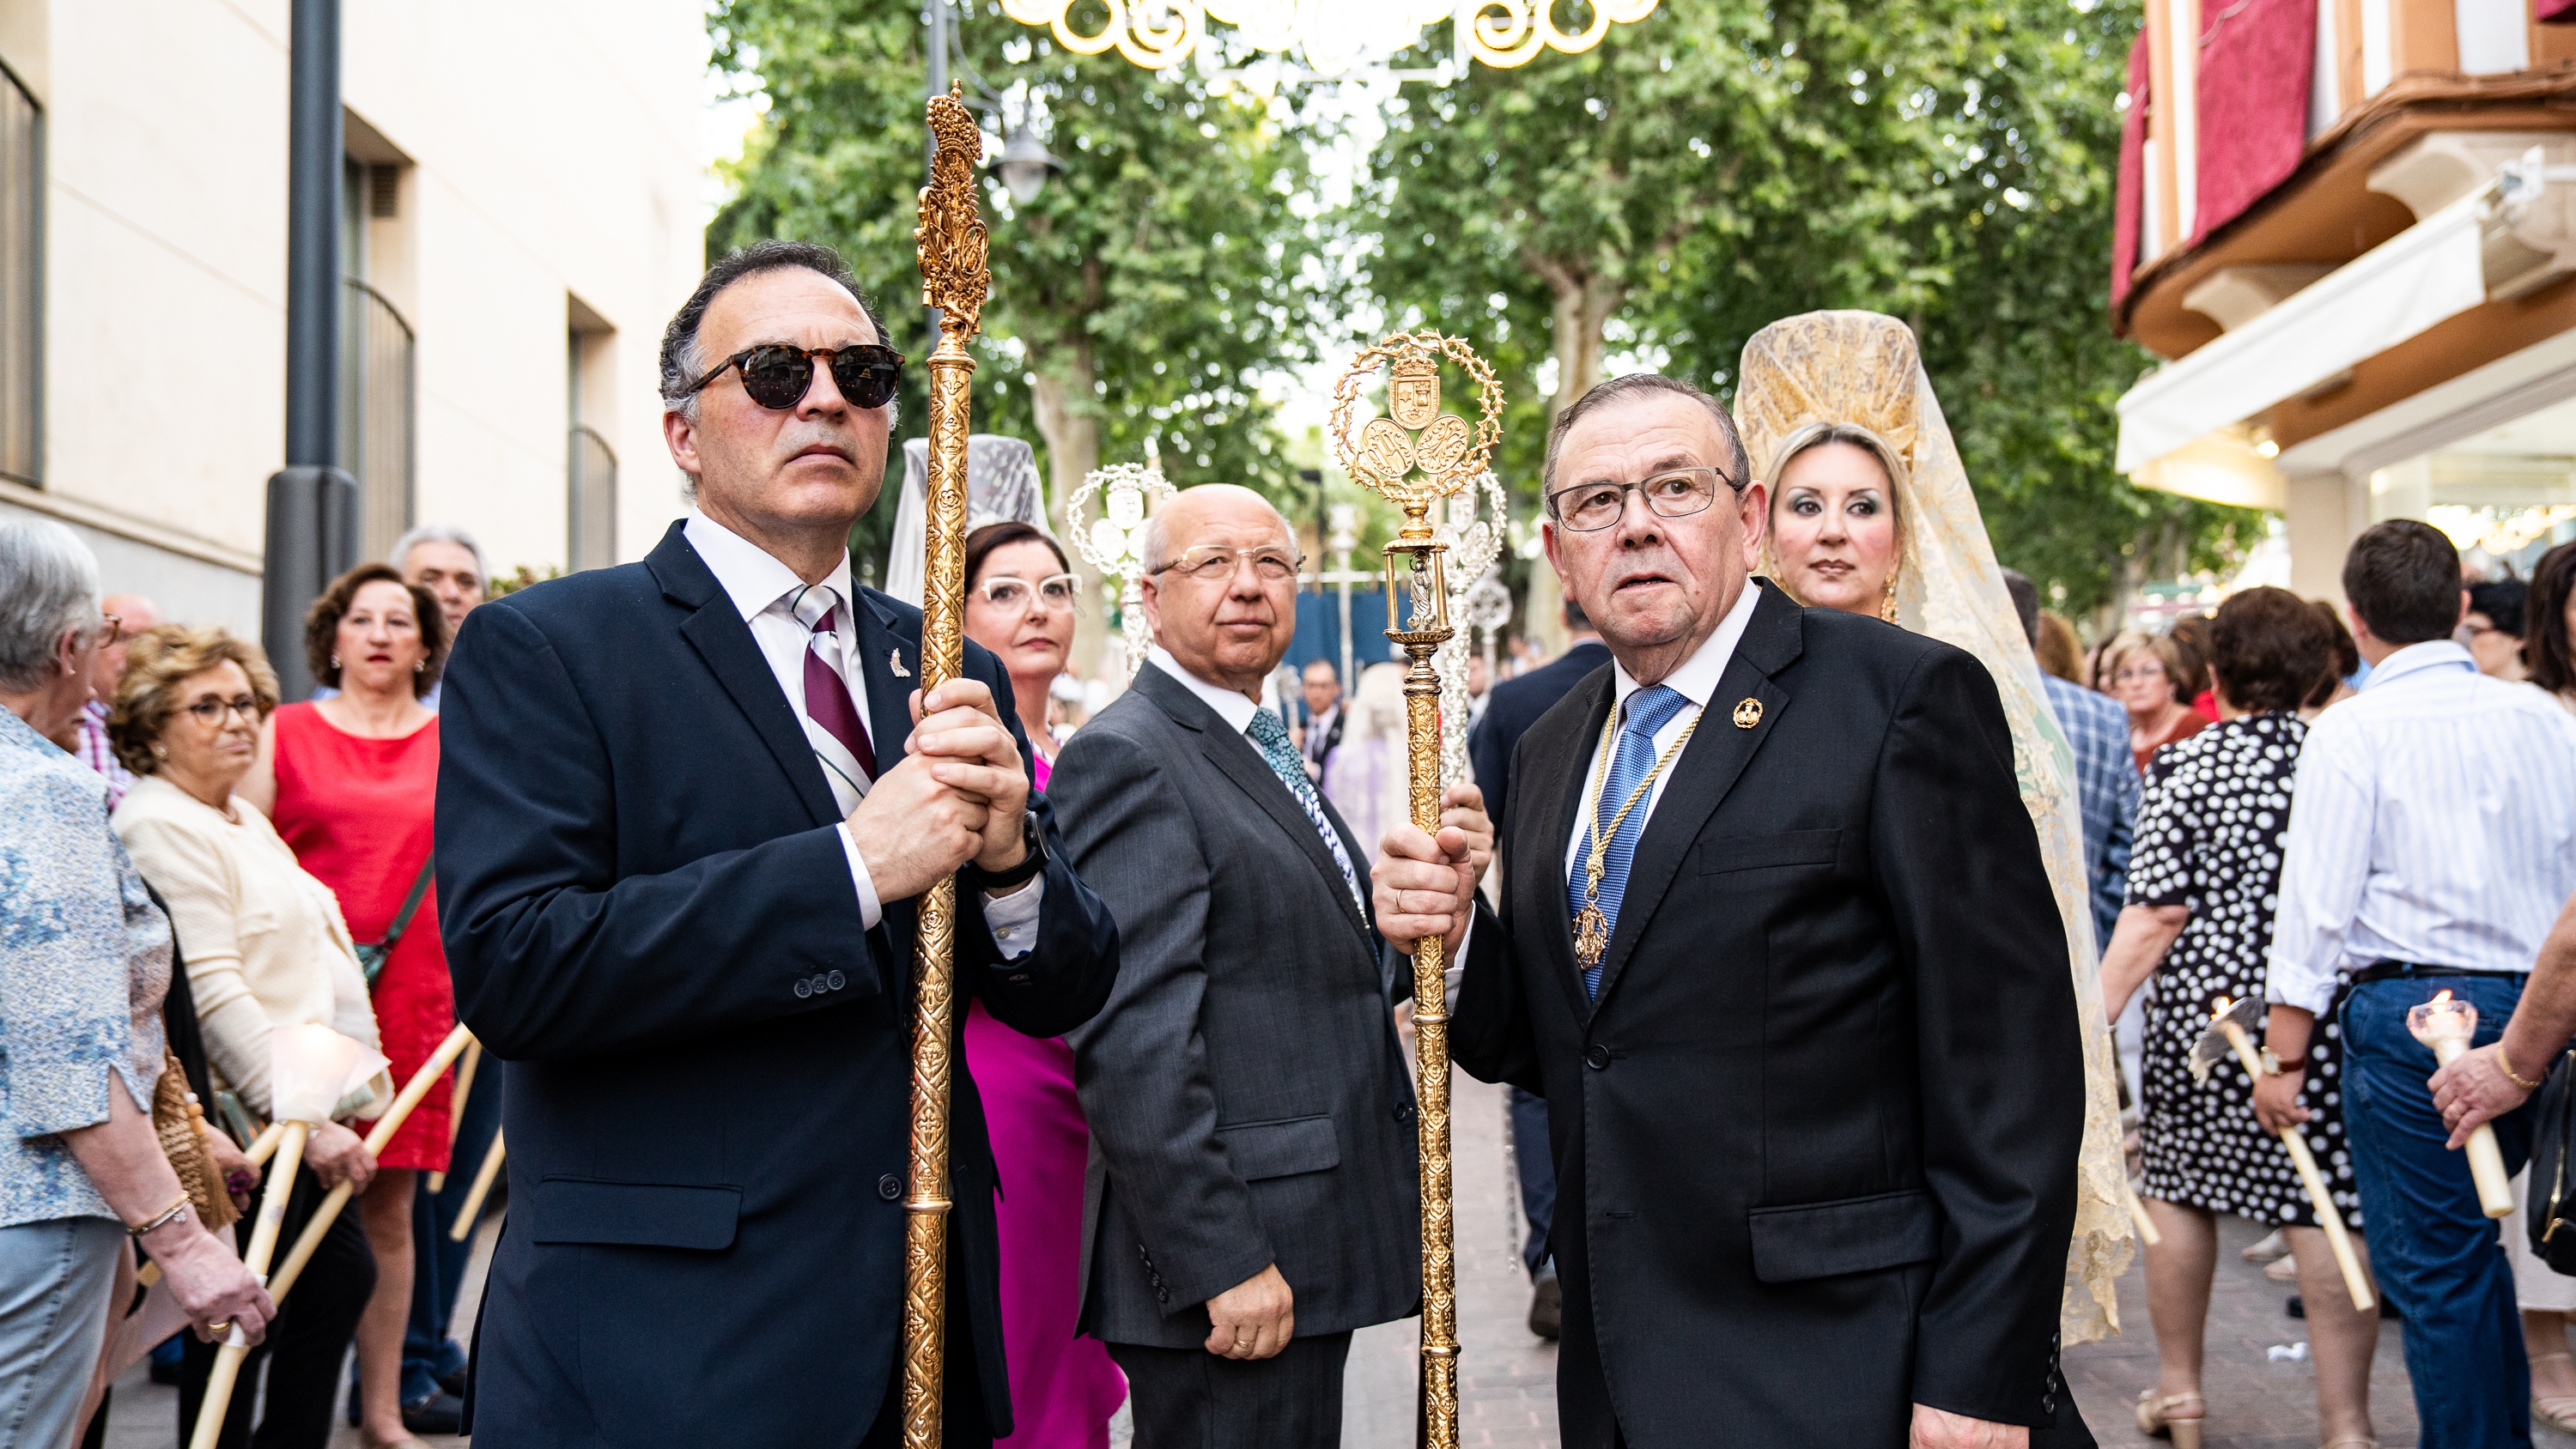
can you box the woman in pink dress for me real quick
[958,522,1125,1446]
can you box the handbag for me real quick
[151,1052,239,1231]
[354,858,435,987]
[2526,1047,2576,1275]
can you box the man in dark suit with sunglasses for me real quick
[436,239,1119,1449]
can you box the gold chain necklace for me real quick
[1571,698,1702,974]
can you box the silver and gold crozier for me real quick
[1327,332,1504,1449]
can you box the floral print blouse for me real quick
[0,708,172,1228]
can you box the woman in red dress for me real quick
[242,563,453,1449]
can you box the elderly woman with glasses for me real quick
[955,520,1127,1446]
[109,625,392,1449]
[0,522,272,1449]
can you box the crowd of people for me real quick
[9,234,2576,1449]
[1,524,499,1448]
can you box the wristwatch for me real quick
[969,809,1047,892]
[2259,1046,2288,1077]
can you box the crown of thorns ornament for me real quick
[1328,331,1504,520]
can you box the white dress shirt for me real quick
[1560,579,1762,882]
[2265,640,2576,1015]
[683,514,1041,950]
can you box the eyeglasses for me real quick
[1151,545,1303,584]
[974,574,1080,610]
[184,695,262,728]
[95,615,123,647]
[681,343,904,411]
[1546,466,1736,532]
[2110,664,2166,684]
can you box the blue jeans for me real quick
[0,1216,119,1449]
[2344,974,2536,1449]
[399,1056,501,1404]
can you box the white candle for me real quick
[2406,991,2516,1219]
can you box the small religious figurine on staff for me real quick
[905,81,993,1449]
[1327,330,1504,1449]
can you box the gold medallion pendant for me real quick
[1571,904,1610,973]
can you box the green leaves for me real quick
[1355,0,2253,621]
[711,0,1327,569]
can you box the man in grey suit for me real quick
[1049,484,1486,1445]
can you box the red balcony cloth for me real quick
[2112,30,2151,312]
[2193,0,2318,245]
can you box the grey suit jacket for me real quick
[1050,663,1423,1349]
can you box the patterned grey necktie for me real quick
[1246,706,1366,918]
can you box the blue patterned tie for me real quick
[1247,705,1370,916]
[1568,685,1694,999]
[1246,706,1367,918]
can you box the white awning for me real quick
[2114,189,2490,473]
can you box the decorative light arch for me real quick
[995,0,1661,76]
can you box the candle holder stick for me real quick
[189,1025,378,1449]
[270,1024,475,1300]
[1066,461,1176,685]
[2408,991,2518,1218]
[904,82,991,1449]
[2191,997,2372,1310]
[1328,330,1504,1449]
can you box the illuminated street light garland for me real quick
[997,0,1660,75]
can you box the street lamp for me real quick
[992,124,1064,205]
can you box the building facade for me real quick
[2112,0,2576,594]
[0,0,706,634]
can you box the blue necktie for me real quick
[1568,685,1693,999]
[1246,707,1367,917]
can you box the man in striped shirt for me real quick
[2260,520,2576,1449]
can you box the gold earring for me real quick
[1878,568,1899,623]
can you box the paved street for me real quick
[1344,1070,1560,1448]
[99,1090,2576,1449]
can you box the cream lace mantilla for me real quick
[1735,311,2133,1343]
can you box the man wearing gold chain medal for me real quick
[1375,373,2088,1448]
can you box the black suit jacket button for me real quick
[827,970,846,991]
[877,1173,902,1201]
[1395,1103,1417,1124]
[794,979,812,999]
[1584,1044,1612,1070]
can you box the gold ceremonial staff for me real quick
[903,82,990,1449]
[1328,331,1504,1449]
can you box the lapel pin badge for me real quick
[1732,697,1762,730]
[889,649,911,678]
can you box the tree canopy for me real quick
[711,0,1327,573]
[709,0,2253,624]
[1359,0,2254,620]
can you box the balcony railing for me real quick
[340,277,415,563]
[569,424,617,570]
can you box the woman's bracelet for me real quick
[126,1192,192,1238]
[2498,1042,2546,1093]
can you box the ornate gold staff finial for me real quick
[902,81,990,1449]
[1326,330,1504,1449]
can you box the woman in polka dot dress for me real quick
[2098,587,2379,1449]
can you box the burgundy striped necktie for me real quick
[793,586,876,781]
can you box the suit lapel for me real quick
[1588,584,1805,1011]
[653,526,841,830]
[1519,671,1613,1024]
[852,591,919,777]
[1137,667,1374,948]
